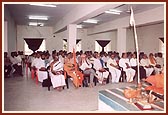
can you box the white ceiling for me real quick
[5,3,163,28]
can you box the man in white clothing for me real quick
[93,53,109,84]
[49,53,66,91]
[37,52,48,82]
[119,53,135,82]
[140,54,154,77]
[107,53,121,83]
[80,54,96,87]
[10,52,23,76]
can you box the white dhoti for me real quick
[96,71,109,84]
[124,68,135,82]
[109,67,121,83]
[50,73,66,88]
[37,70,48,82]
[144,67,154,77]
[154,67,161,74]
[49,61,66,88]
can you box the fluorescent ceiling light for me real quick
[77,25,83,28]
[28,16,48,20]
[105,11,121,15]
[109,9,122,13]
[83,19,98,24]
[29,4,56,7]
[29,22,44,27]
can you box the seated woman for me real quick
[49,53,66,91]
[64,52,84,88]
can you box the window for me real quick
[95,41,111,52]
[62,39,81,51]
[24,39,46,55]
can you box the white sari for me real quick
[49,61,66,88]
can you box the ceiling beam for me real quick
[53,4,122,34]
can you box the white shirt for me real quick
[80,59,92,71]
[10,56,17,65]
[93,58,103,71]
[119,58,131,69]
[31,57,41,68]
[59,55,64,64]
[101,56,109,63]
[36,58,46,69]
[156,57,164,67]
[15,55,22,65]
[107,58,118,69]
[140,58,150,67]
[130,58,137,67]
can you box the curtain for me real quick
[24,38,43,52]
[63,39,81,44]
[63,39,67,42]
[76,39,81,44]
[96,40,111,52]
[159,37,164,43]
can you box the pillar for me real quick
[117,27,127,56]
[67,24,77,52]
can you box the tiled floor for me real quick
[3,72,137,112]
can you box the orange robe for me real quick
[64,62,83,88]
[145,73,164,94]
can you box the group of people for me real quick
[4,51,23,77]
[4,50,164,92]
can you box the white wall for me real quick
[4,6,17,53]
[126,23,164,55]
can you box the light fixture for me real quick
[29,4,57,7]
[77,25,83,28]
[109,9,122,13]
[29,22,44,27]
[104,11,121,15]
[28,15,48,20]
[83,19,98,24]
[105,9,122,15]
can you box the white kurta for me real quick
[140,59,154,77]
[107,58,121,83]
[119,58,135,82]
[35,58,48,82]
[49,61,66,88]
[93,58,109,84]
[130,58,137,67]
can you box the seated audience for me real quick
[10,52,23,76]
[64,52,84,88]
[79,54,97,87]
[93,53,109,84]
[119,53,135,82]
[4,52,12,77]
[49,53,66,91]
[107,53,121,83]
[148,53,161,74]
[140,54,154,77]
[130,53,146,80]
